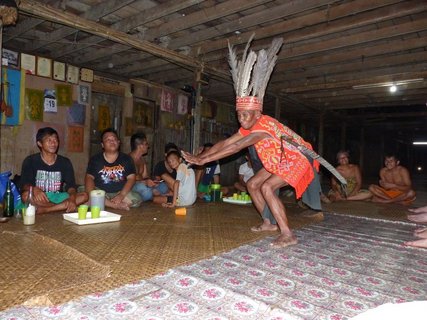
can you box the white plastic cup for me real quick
[23,214,35,225]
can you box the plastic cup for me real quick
[23,214,35,225]
[91,206,101,219]
[78,205,88,220]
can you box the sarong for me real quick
[239,115,318,198]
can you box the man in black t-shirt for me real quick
[20,127,88,214]
[85,128,142,210]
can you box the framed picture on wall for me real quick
[133,98,154,128]
[67,64,79,84]
[36,56,52,78]
[80,68,94,82]
[2,49,19,69]
[21,53,36,74]
[53,61,66,81]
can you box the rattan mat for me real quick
[0,199,411,311]
[0,230,110,310]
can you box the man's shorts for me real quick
[46,192,69,204]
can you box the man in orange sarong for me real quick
[369,154,416,205]
[182,97,319,248]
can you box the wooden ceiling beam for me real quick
[145,0,272,40]
[280,62,427,92]
[50,0,203,59]
[166,0,332,52]
[197,0,419,54]
[18,0,229,80]
[123,1,426,78]
[65,0,273,68]
[275,51,427,83]
[23,0,136,53]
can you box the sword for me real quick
[281,136,348,195]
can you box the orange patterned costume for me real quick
[239,115,319,198]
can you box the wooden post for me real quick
[359,126,365,171]
[191,70,203,154]
[340,122,346,150]
[318,112,324,183]
[318,112,324,155]
[274,96,280,121]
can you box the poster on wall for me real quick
[0,68,22,126]
[160,89,174,112]
[124,117,133,136]
[43,89,57,113]
[2,49,19,69]
[67,102,85,125]
[25,88,44,121]
[67,126,84,152]
[177,94,188,115]
[98,105,111,132]
[55,84,72,106]
[78,84,90,104]
[133,99,153,127]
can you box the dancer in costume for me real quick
[182,36,320,248]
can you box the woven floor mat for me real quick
[0,200,409,312]
[0,231,110,311]
[0,201,321,310]
[1,212,425,319]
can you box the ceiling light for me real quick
[389,85,397,93]
[413,141,427,145]
[352,78,424,90]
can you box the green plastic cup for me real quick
[91,206,101,219]
[78,205,88,220]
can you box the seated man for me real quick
[369,154,416,205]
[129,132,165,202]
[153,151,197,207]
[328,150,372,201]
[234,153,254,193]
[19,127,88,213]
[85,128,142,210]
[195,142,229,198]
[152,142,179,195]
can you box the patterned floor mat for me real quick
[1,212,426,320]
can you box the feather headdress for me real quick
[228,35,283,111]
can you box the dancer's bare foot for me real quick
[408,212,427,223]
[414,228,427,239]
[270,234,298,248]
[404,238,427,249]
[251,222,278,232]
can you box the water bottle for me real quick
[2,181,14,217]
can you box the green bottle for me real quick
[2,181,14,217]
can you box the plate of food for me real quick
[63,211,121,225]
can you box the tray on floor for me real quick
[222,197,252,205]
[63,211,121,225]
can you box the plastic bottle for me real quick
[2,181,14,217]
[23,186,36,225]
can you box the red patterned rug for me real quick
[1,213,426,319]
